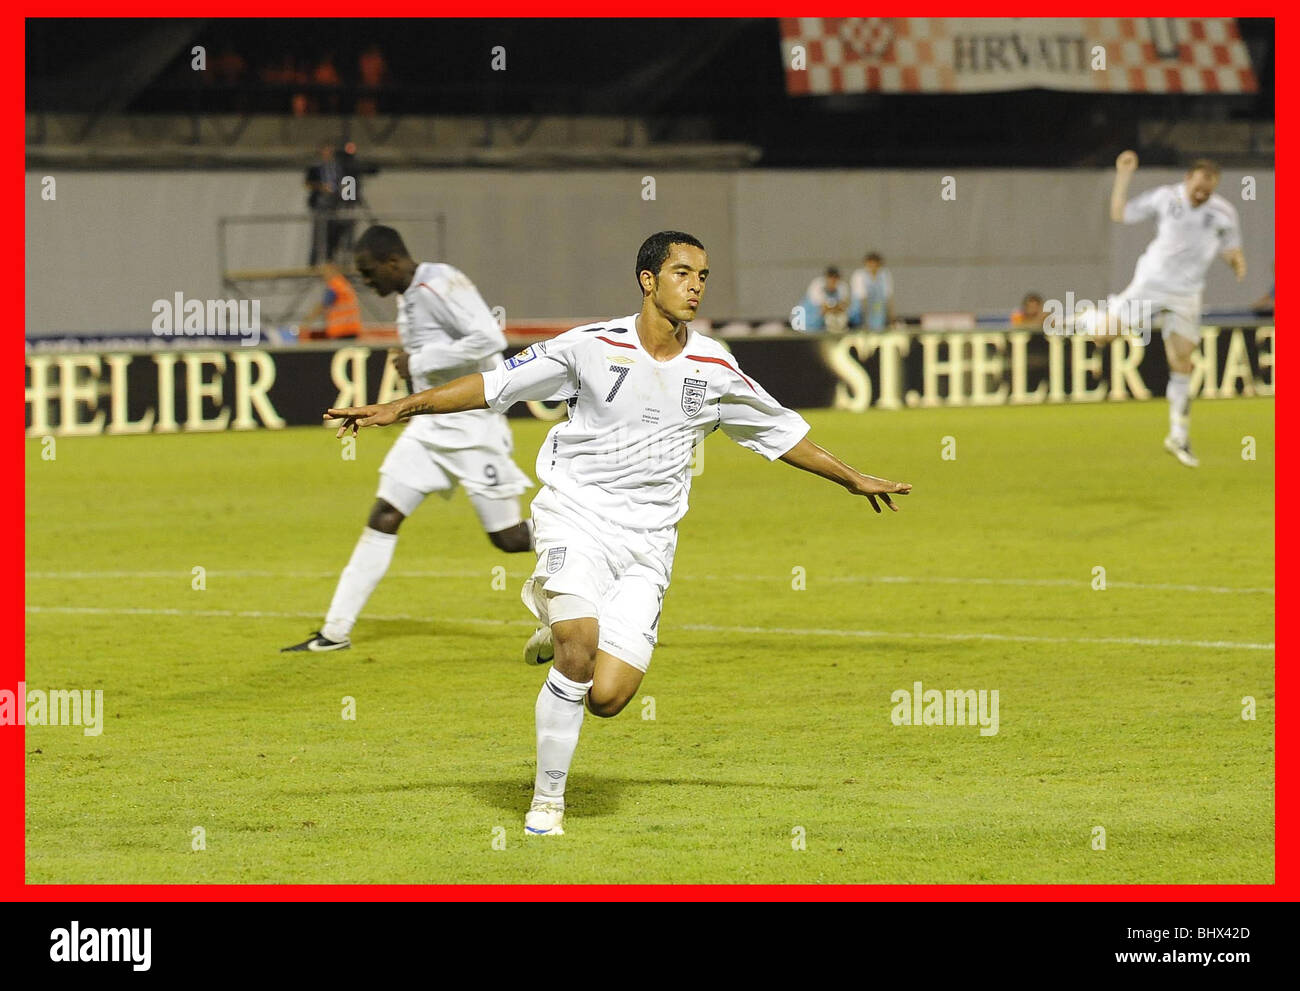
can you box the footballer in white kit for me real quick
[283,225,533,653]
[1106,152,1247,467]
[496,312,811,675]
[327,231,912,836]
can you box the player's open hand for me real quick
[1115,150,1139,174]
[852,474,912,514]
[325,404,399,437]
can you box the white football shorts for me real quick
[1109,281,1204,345]
[521,488,677,672]
[377,423,533,532]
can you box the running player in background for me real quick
[282,225,534,652]
[326,231,912,835]
[1108,151,1246,467]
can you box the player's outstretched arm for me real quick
[778,436,912,514]
[325,373,488,437]
[1222,248,1247,282]
[1110,150,1139,222]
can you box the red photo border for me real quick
[9,4,1288,903]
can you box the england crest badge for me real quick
[546,547,567,574]
[681,377,707,417]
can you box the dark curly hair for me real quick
[636,231,706,294]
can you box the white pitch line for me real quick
[24,605,1273,652]
[22,570,1275,595]
[679,622,1274,653]
[867,576,1275,596]
[24,604,534,628]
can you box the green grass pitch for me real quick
[24,398,1274,884]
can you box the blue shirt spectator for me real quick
[796,267,851,332]
[850,252,894,329]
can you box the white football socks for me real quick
[1167,372,1191,446]
[321,527,398,641]
[534,667,592,807]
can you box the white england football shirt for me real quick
[1123,183,1242,295]
[479,316,811,531]
[397,262,509,447]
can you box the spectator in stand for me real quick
[301,263,362,340]
[333,141,365,258]
[261,53,312,114]
[795,267,852,333]
[337,142,363,197]
[314,52,342,114]
[212,44,247,111]
[213,45,246,86]
[258,53,292,92]
[1011,292,1046,329]
[289,53,313,115]
[1251,286,1274,315]
[306,143,343,264]
[849,251,894,330]
[357,44,389,116]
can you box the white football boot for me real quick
[281,631,351,652]
[1164,434,1200,468]
[524,800,565,836]
[523,626,555,666]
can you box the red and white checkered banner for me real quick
[780,18,1257,95]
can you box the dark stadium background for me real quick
[26,18,1275,165]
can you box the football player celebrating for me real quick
[326,231,912,834]
[283,225,534,653]
[1107,152,1246,467]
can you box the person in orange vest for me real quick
[302,262,362,339]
